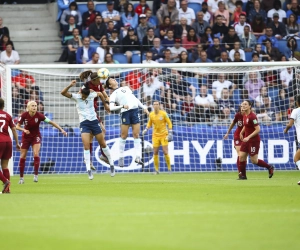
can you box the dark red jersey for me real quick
[243,111,260,142]
[233,112,244,139]
[84,81,104,110]
[0,110,15,143]
[18,111,45,138]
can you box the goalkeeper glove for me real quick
[167,130,173,142]
[142,128,148,135]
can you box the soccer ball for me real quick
[97,68,110,80]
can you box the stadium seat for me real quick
[132,54,142,63]
[277,40,287,54]
[95,3,107,14]
[77,4,88,15]
[133,3,139,10]
[268,87,279,100]
[242,2,247,12]
[90,41,99,49]
[187,3,202,15]
[232,89,241,106]
[113,53,128,64]
[184,77,199,95]
[152,15,159,26]
[153,89,161,102]
[104,114,120,127]
[188,52,193,62]
[82,29,88,38]
[245,52,252,62]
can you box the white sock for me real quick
[134,138,141,159]
[84,150,91,171]
[296,160,300,170]
[102,146,113,166]
[119,138,126,158]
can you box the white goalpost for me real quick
[1,62,299,174]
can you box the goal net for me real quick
[0,62,299,174]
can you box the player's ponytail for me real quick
[90,72,99,81]
[79,70,93,82]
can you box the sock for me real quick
[134,138,141,159]
[0,171,7,184]
[102,147,113,165]
[237,156,240,173]
[3,168,10,181]
[119,138,126,158]
[239,161,247,177]
[154,154,159,172]
[90,143,93,161]
[100,147,107,159]
[164,154,171,171]
[257,159,271,169]
[296,160,300,170]
[19,158,26,178]
[84,150,91,171]
[34,157,40,175]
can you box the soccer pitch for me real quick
[1,172,299,250]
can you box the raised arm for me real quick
[61,80,76,98]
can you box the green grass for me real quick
[1,172,300,250]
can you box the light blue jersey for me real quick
[71,92,97,123]
[291,107,300,143]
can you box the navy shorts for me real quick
[80,119,102,135]
[121,108,140,125]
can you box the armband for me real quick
[44,117,51,123]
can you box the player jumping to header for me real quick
[105,77,149,167]
[61,80,116,179]
[143,100,173,174]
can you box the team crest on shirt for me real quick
[35,118,38,123]
[246,118,249,123]
[123,118,126,122]
[159,116,163,120]
[236,140,239,144]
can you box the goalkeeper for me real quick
[143,101,173,174]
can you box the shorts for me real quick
[0,142,12,159]
[21,135,41,150]
[121,108,140,125]
[234,137,242,147]
[152,137,168,148]
[240,140,260,156]
[80,119,102,135]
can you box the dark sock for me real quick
[257,159,271,169]
[239,161,247,177]
[3,169,10,181]
[34,157,40,175]
[19,158,26,177]
[237,156,240,173]
[0,171,7,183]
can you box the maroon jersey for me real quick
[0,110,15,143]
[233,112,244,139]
[243,111,260,142]
[18,111,46,138]
[85,81,105,110]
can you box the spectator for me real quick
[214,107,232,125]
[229,41,245,61]
[169,38,187,61]
[182,28,200,52]
[212,73,235,100]
[267,0,287,23]
[257,27,278,48]
[0,42,19,64]
[201,26,214,50]
[145,9,157,29]
[258,96,279,122]
[162,29,175,48]
[142,73,164,102]
[233,51,245,62]
[212,14,229,39]
[286,14,300,35]
[274,89,289,121]
[244,71,265,100]
[286,0,300,18]
[19,83,31,103]
[268,13,287,39]
[125,70,142,92]
[245,0,254,16]
[263,38,282,61]
[0,17,9,38]
[251,52,260,62]
[86,52,101,64]
[195,84,216,111]
[231,1,246,23]
[108,29,122,53]
[284,36,298,60]
[201,2,213,25]
[29,89,41,103]
[181,94,195,122]
[57,0,75,23]
[62,16,82,45]
[60,2,82,27]
[12,70,35,90]
[102,53,119,64]
[67,28,82,64]
[217,88,235,113]
[192,11,210,38]
[137,14,154,42]
[174,17,192,40]
[207,37,226,62]
[254,43,270,61]
[280,67,293,89]
[96,37,113,63]
[233,14,251,36]
[251,14,266,38]
[214,1,230,27]
[88,15,107,43]
[142,27,155,52]
[177,51,193,77]
[11,86,21,117]
[123,27,140,62]
[178,0,196,25]
[255,86,271,107]
[248,0,267,24]
[216,51,232,62]
[195,50,213,62]
[191,44,204,62]
[159,16,175,40]
[158,49,176,63]
[238,25,257,52]
[223,26,240,51]
[135,0,150,16]
[0,34,14,51]
[150,38,166,61]
[106,21,116,38]
[207,0,221,14]
[82,0,100,30]
[114,0,128,15]
[156,0,179,25]
[122,3,139,29]
[102,1,121,27]
[76,37,95,64]
[142,51,159,64]
[261,0,276,13]
[286,0,300,11]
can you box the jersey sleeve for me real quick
[290,109,297,120]
[38,112,46,121]
[8,115,15,129]
[18,113,25,125]
[165,112,172,130]
[250,113,259,126]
